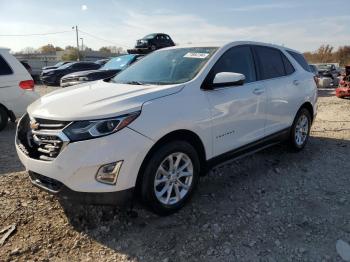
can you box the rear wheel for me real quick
[289,108,311,151]
[0,107,9,131]
[140,141,200,215]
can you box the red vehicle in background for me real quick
[336,66,350,98]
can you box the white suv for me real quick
[16,41,317,215]
[0,48,39,130]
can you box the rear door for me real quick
[205,45,267,156]
[253,46,298,135]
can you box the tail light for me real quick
[19,80,34,90]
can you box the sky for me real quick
[0,0,349,53]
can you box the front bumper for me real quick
[29,171,134,205]
[40,75,57,85]
[16,125,154,204]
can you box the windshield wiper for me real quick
[123,81,145,85]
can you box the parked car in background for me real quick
[42,61,72,71]
[60,54,143,87]
[16,41,317,215]
[129,33,175,54]
[41,61,101,86]
[315,64,339,79]
[95,59,109,66]
[309,64,319,76]
[0,48,39,131]
[336,65,350,98]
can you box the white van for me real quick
[0,48,39,130]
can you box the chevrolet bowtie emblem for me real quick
[30,121,39,130]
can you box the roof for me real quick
[162,40,301,54]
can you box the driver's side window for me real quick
[210,46,256,84]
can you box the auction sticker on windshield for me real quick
[184,52,209,59]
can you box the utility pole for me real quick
[80,38,84,51]
[75,25,80,61]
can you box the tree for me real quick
[99,47,112,53]
[20,47,37,54]
[336,46,350,67]
[61,49,79,61]
[39,44,56,53]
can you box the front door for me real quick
[204,46,267,156]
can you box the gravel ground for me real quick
[0,86,350,261]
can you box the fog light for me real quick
[96,161,123,185]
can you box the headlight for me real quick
[78,76,89,81]
[45,71,55,76]
[63,111,140,142]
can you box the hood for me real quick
[28,80,184,121]
[62,69,119,79]
[42,66,57,70]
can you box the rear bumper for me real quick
[29,171,134,205]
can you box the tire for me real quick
[0,107,9,131]
[140,141,200,215]
[150,45,156,51]
[289,108,311,151]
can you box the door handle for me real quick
[252,88,264,95]
[293,80,300,86]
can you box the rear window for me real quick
[281,54,295,75]
[286,50,311,72]
[254,46,285,80]
[0,55,13,75]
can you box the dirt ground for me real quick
[0,86,350,262]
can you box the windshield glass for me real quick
[102,55,134,70]
[143,34,156,39]
[112,47,218,85]
[317,64,332,70]
[54,61,65,67]
[58,62,73,69]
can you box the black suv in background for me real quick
[40,61,101,86]
[134,33,175,51]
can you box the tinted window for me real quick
[0,55,13,75]
[281,54,295,75]
[255,46,285,80]
[209,46,256,83]
[286,50,311,72]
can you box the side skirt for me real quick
[206,128,290,170]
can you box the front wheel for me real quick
[140,141,200,215]
[289,108,311,151]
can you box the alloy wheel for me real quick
[154,152,193,205]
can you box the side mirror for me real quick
[212,72,245,88]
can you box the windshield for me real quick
[112,47,218,85]
[102,55,134,70]
[143,34,156,39]
[317,64,332,70]
[58,62,73,69]
[54,61,66,67]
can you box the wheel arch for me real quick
[299,101,314,123]
[135,129,207,193]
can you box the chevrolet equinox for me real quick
[16,41,317,215]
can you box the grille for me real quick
[17,114,70,161]
[29,171,63,192]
